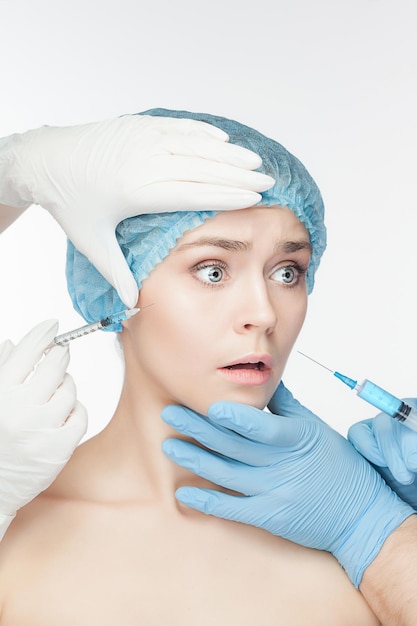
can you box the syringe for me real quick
[52,307,141,346]
[298,351,417,433]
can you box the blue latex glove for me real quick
[162,383,414,587]
[348,399,417,510]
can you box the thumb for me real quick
[208,401,304,447]
[0,339,14,367]
[86,229,139,309]
[268,381,325,424]
[347,419,387,467]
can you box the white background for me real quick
[1,0,416,438]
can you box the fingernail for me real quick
[161,406,182,428]
[259,174,275,187]
[162,441,189,466]
[207,402,229,420]
[162,439,174,454]
[175,487,194,505]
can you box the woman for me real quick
[0,110,381,624]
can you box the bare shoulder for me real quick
[0,496,59,621]
[0,442,98,622]
[0,493,382,626]
[0,436,382,626]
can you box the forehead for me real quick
[177,205,309,246]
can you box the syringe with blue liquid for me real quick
[298,351,417,433]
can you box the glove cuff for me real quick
[0,511,16,541]
[334,486,414,588]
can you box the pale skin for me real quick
[0,204,26,233]
[0,206,379,624]
[360,515,417,625]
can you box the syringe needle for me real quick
[298,350,417,433]
[51,304,154,347]
[297,351,334,373]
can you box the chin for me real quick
[188,391,270,416]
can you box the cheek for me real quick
[295,296,308,330]
[140,273,219,335]
[135,281,216,364]
[279,294,308,345]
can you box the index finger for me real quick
[162,133,265,171]
[161,405,277,466]
[0,320,58,389]
[207,401,303,447]
[0,339,14,368]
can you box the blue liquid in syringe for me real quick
[298,352,417,432]
[334,372,417,430]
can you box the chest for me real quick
[1,506,380,626]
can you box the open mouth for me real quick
[219,357,273,386]
[225,361,267,371]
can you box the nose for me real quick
[233,278,277,335]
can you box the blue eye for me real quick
[196,264,225,283]
[272,266,297,285]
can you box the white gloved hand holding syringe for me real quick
[0,114,274,540]
[0,320,87,540]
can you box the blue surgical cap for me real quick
[66,108,326,331]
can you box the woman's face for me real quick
[122,206,311,414]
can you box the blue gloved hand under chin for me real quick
[162,383,413,588]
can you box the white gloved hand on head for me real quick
[0,320,87,540]
[0,115,274,307]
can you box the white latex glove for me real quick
[0,320,87,540]
[0,115,274,307]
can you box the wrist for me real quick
[360,515,417,625]
[0,511,16,541]
[334,484,414,588]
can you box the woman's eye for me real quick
[272,265,298,285]
[195,263,226,284]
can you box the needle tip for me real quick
[124,307,140,319]
[137,303,155,312]
[297,351,334,373]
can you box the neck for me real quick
[84,369,212,505]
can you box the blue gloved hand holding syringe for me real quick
[298,351,417,509]
[348,403,417,509]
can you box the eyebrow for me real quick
[175,237,251,252]
[175,236,312,255]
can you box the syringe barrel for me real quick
[53,320,102,345]
[357,379,403,418]
[357,379,417,432]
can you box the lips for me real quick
[218,354,273,386]
[222,354,273,370]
